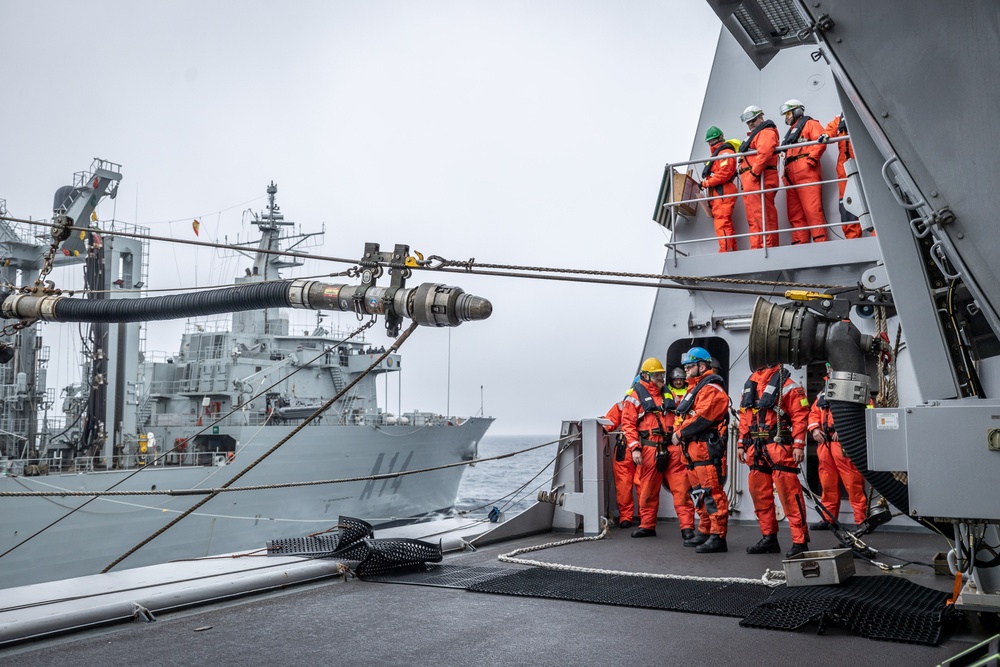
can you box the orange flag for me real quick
[192,219,201,236]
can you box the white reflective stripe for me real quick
[624,395,641,407]
[763,385,777,395]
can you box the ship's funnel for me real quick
[748,297,871,376]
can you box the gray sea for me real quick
[455,434,560,518]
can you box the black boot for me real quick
[695,534,728,553]
[683,531,711,547]
[785,542,810,558]
[681,528,695,541]
[618,520,633,529]
[746,533,781,554]
[809,521,830,531]
[631,527,656,538]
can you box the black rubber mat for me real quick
[467,568,774,618]
[362,564,512,589]
[740,575,957,645]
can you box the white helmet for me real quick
[780,99,805,116]
[740,105,763,123]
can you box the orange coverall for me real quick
[739,122,780,249]
[701,142,738,252]
[675,371,730,539]
[621,380,672,530]
[738,366,810,545]
[808,393,867,524]
[663,385,697,532]
[825,115,863,239]
[605,399,639,523]
[781,117,829,244]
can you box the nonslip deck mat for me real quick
[740,575,957,646]
[466,568,773,618]
[361,564,512,589]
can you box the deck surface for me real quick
[1,521,993,666]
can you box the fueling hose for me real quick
[1,280,491,326]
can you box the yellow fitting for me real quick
[404,251,425,267]
[784,289,833,301]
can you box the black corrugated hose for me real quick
[830,401,911,516]
[53,282,292,323]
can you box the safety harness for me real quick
[701,142,736,196]
[738,120,779,175]
[631,381,672,472]
[740,369,799,474]
[675,373,728,479]
[781,115,818,170]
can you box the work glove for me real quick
[818,133,830,144]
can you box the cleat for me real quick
[746,533,781,554]
[809,521,831,531]
[631,527,657,538]
[681,528,695,541]
[683,531,711,547]
[785,542,810,558]
[695,535,728,553]
[618,520,633,529]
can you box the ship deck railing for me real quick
[146,411,475,429]
[659,135,860,261]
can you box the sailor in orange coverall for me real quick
[738,105,781,249]
[824,114,863,239]
[604,396,640,528]
[807,388,868,529]
[662,367,703,542]
[621,358,672,537]
[779,99,829,244]
[700,126,738,252]
[738,364,812,558]
[672,347,730,553]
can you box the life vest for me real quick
[701,141,737,180]
[740,367,790,413]
[663,385,686,412]
[675,373,728,476]
[739,120,779,175]
[630,382,669,442]
[781,115,815,146]
[675,373,725,415]
[742,369,800,473]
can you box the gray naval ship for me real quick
[0,177,492,589]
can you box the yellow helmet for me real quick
[640,358,666,374]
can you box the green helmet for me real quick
[704,126,723,142]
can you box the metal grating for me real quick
[734,0,809,47]
[362,564,513,589]
[468,569,774,618]
[740,575,958,646]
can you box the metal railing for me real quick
[660,135,854,261]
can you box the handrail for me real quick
[666,135,849,171]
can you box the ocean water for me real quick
[455,434,560,518]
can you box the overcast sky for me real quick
[0,1,720,436]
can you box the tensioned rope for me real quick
[0,215,852,296]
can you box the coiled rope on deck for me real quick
[497,518,783,587]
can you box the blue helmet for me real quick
[681,347,712,365]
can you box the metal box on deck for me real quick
[782,548,855,587]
